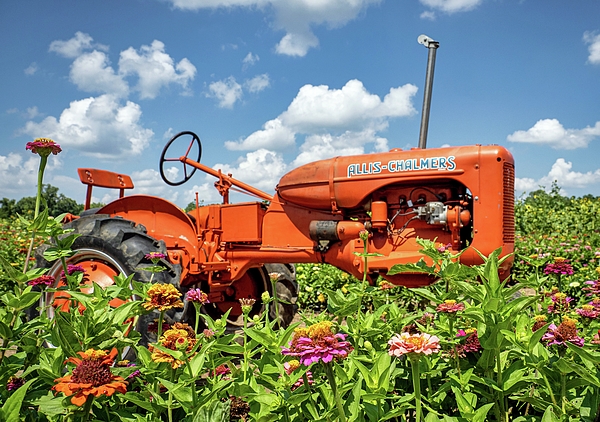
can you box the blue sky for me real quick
[1,0,599,208]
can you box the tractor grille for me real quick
[503,162,515,243]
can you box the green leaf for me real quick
[193,400,230,422]
[472,403,495,422]
[1,378,35,422]
[541,405,560,422]
[53,312,81,356]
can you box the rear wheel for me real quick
[35,215,182,346]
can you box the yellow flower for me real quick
[317,293,326,303]
[143,284,183,311]
[150,323,197,368]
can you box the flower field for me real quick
[1,141,600,421]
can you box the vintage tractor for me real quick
[36,36,515,336]
[37,131,515,334]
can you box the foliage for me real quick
[0,185,83,219]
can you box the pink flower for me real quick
[283,360,314,391]
[436,300,465,313]
[145,252,166,261]
[544,260,574,276]
[26,138,61,157]
[185,288,210,304]
[28,275,55,287]
[437,243,452,253]
[202,329,215,338]
[7,376,25,391]
[211,364,231,378]
[455,329,481,355]
[542,317,584,347]
[281,321,353,366]
[388,332,440,357]
[583,280,600,296]
[576,305,600,319]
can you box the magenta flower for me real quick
[583,280,600,296]
[436,300,465,313]
[185,288,209,304]
[28,275,55,287]
[388,332,440,357]
[281,321,353,366]
[455,328,481,355]
[26,138,61,157]
[437,242,452,253]
[7,376,25,391]
[544,260,574,276]
[542,317,584,347]
[145,252,166,261]
[283,360,314,391]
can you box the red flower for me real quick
[436,300,465,313]
[388,332,441,358]
[28,275,55,287]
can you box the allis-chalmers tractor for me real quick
[38,37,515,333]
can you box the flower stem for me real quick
[410,357,422,422]
[324,363,347,422]
[23,155,48,273]
[81,395,94,422]
[157,310,165,339]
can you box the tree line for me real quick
[0,184,84,218]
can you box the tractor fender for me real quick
[98,195,199,282]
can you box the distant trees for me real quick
[0,184,84,218]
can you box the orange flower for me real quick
[52,348,127,406]
[149,323,197,368]
[143,283,184,311]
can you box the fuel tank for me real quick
[276,145,513,211]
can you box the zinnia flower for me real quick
[239,297,256,315]
[583,279,600,296]
[185,288,209,304]
[546,292,573,314]
[282,321,353,366]
[544,259,574,276]
[26,138,61,157]
[532,315,548,332]
[576,304,600,319]
[542,317,584,347]
[454,328,481,356]
[388,332,440,358]
[28,274,55,287]
[149,322,197,368]
[283,359,314,391]
[143,283,183,311]
[7,376,25,391]
[436,300,465,313]
[145,252,166,262]
[52,348,127,406]
[211,364,231,378]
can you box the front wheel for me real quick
[35,214,182,346]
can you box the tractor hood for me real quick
[276,144,513,211]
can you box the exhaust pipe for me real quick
[417,34,439,149]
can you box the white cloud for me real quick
[245,74,270,93]
[21,95,153,159]
[70,51,129,97]
[507,118,600,149]
[226,79,417,155]
[0,153,62,198]
[281,79,417,132]
[207,76,243,108]
[49,31,107,58]
[292,129,388,167]
[24,62,38,76]
[214,149,286,193]
[129,168,179,203]
[516,158,600,196]
[225,118,295,151]
[184,181,224,206]
[583,31,600,64]
[166,0,381,57]
[242,52,259,69]
[119,40,197,99]
[419,0,482,14]
[26,107,40,119]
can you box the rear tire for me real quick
[35,215,182,347]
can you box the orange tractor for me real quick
[38,132,514,330]
[37,36,515,334]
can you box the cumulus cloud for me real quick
[50,33,196,99]
[0,153,62,198]
[21,94,153,159]
[516,158,600,196]
[166,0,381,57]
[583,31,600,64]
[225,118,295,151]
[119,40,197,99]
[70,51,129,97]
[207,77,243,108]
[24,63,38,76]
[245,74,270,93]
[49,31,107,58]
[214,149,287,193]
[129,168,180,203]
[507,118,600,149]
[419,0,482,14]
[226,79,417,166]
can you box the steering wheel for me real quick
[159,131,202,186]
